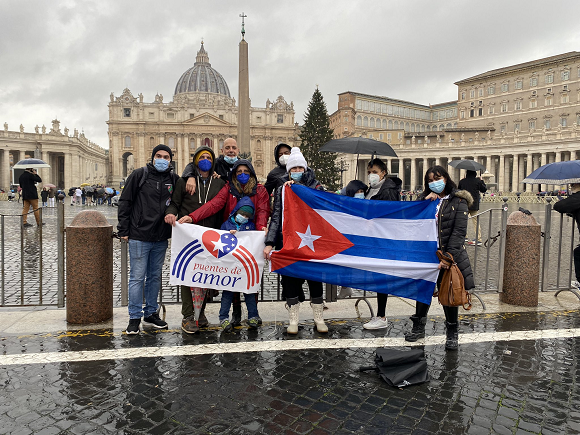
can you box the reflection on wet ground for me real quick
[1,311,580,434]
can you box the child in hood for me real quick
[218,196,260,331]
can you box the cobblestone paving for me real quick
[1,311,580,434]
[0,201,576,307]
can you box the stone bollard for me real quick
[500,210,541,306]
[66,210,113,324]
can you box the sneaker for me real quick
[23,223,33,227]
[231,307,242,327]
[220,319,232,332]
[126,318,141,335]
[475,241,483,246]
[143,313,168,329]
[37,223,46,226]
[198,312,209,328]
[257,316,263,326]
[247,317,260,330]
[181,315,199,334]
[466,241,476,246]
[363,317,389,330]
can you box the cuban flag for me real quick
[269,185,440,304]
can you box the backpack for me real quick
[434,250,472,310]
[136,166,179,191]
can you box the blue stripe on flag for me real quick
[341,235,439,263]
[291,184,437,220]
[277,261,436,305]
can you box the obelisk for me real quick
[237,12,250,154]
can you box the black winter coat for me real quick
[554,192,580,232]
[265,143,292,195]
[265,168,323,249]
[117,163,179,242]
[458,173,487,211]
[19,171,42,200]
[368,177,402,201]
[421,189,475,290]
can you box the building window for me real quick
[398,132,402,139]
[460,110,465,119]
[488,106,495,114]
[470,89,475,98]
[363,116,368,127]
[478,108,483,116]
[514,123,521,132]
[470,109,474,117]
[356,115,362,126]
[370,118,375,128]
[190,139,195,149]
[515,101,522,110]
[562,94,570,103]
[530,77,538,87]
[150,137,154,148]
[562,70,570,81]
[363,101,369,110]
[356,100,362,110]
[501,83,509,92]
[149,112,155,119]
[382,119,387,129]
[545,97,552,106]
[379,134,383,140]
[515,80,523,90]
[461,91,466,100]
[167,112,175,119]
[500,124,506,133]
[561,117,568,127]
[388,120,393,129]
[277,114,284,123]
[123,108,131,117]
[530,99,537,108]
[501,103,508,113]
[488,86,495,95]
[369,134,373,139]
[344,127,348,131]
[256,116,262,123]
[387,133,391,140]
[394,121,399,129]
[124,136,131,148]
[219,115,224,120]
[478,88,484,97]
[529,120,536,130]
[545,119,551,129]
[545,74,554,84]
[168,137,175,149]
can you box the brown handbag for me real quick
[434,250,472,310]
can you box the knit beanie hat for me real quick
[151,144,173,161]
[237,205,254,217]
[286,147,307,173]
[194,150,213,166]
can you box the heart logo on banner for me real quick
[202,230,238,258]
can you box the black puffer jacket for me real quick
[421,189,475,290]
[368,177,402,201]
[554,192,580,232]
[265,168,323,249]
[265,143,292,195]
[117,163,179,242]
[458,172,487,211]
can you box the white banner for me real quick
[169,223,265,294]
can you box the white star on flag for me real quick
[296,225,321,252]
[213,239,226,252]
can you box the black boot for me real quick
[232,305,242,327]
[445,322,458,351]
[404,316,427,342]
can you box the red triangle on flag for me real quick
[270,185,354,271]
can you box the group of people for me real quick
[118,137,478,351]
[68,185,115,206]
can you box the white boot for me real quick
[286,303,300,334]
[311,302,328,333]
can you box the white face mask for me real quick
[278,155,289,166]
[368,173,381,187]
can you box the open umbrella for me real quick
[80,183,91,187]
[191,287,207,326]
[448,159,486,172]
[44,183,56,189]
[320,137,397,157]
[105,187,114,194]
[523,160,580,184]
[13,158,50,169]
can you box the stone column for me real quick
[19,150,26,163]
[511,154,519,192]
[422,157,428,180]
[436,156,444,167]
[525,153,533,192]
[111,132,122,187]
[540,153,547,192]
[498,155,505,192]
[138,133,145,169]
[64,153,73,189]
[1,149,10,189]
[410,158,417,191]
[237,38,250,154]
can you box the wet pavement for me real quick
[1,310,580,434]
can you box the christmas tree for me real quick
[299,87,340,191]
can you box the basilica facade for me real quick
[330,52,580,193]
[107,42,297,186]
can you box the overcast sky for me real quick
[2,0,580,149]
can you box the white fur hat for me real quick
[286,147,308,173]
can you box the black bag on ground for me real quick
[360,347,429,388]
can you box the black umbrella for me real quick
[360,347,429,388]
[320,137,397,157]
[448,159,486,172]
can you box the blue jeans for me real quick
[219,291,258,322]
[128,239,168,319]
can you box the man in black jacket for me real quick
[458,170,487,245]
[554,184,580,289]
[264,143,291,195]
[118,144,179,335]
[19,168,42,227]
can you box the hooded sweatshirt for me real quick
[220,196,256,231]
[188,159,271,230]
[264,143,292,195]
[165,146,226,229]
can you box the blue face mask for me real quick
[429,179,446,194]
[154,158,170,172]
[197,159,212,172]
[235,214,249,224]
[237,173,250,184]
[290,172,304,182]
[354,192,365,199]
[224,156,238,164]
